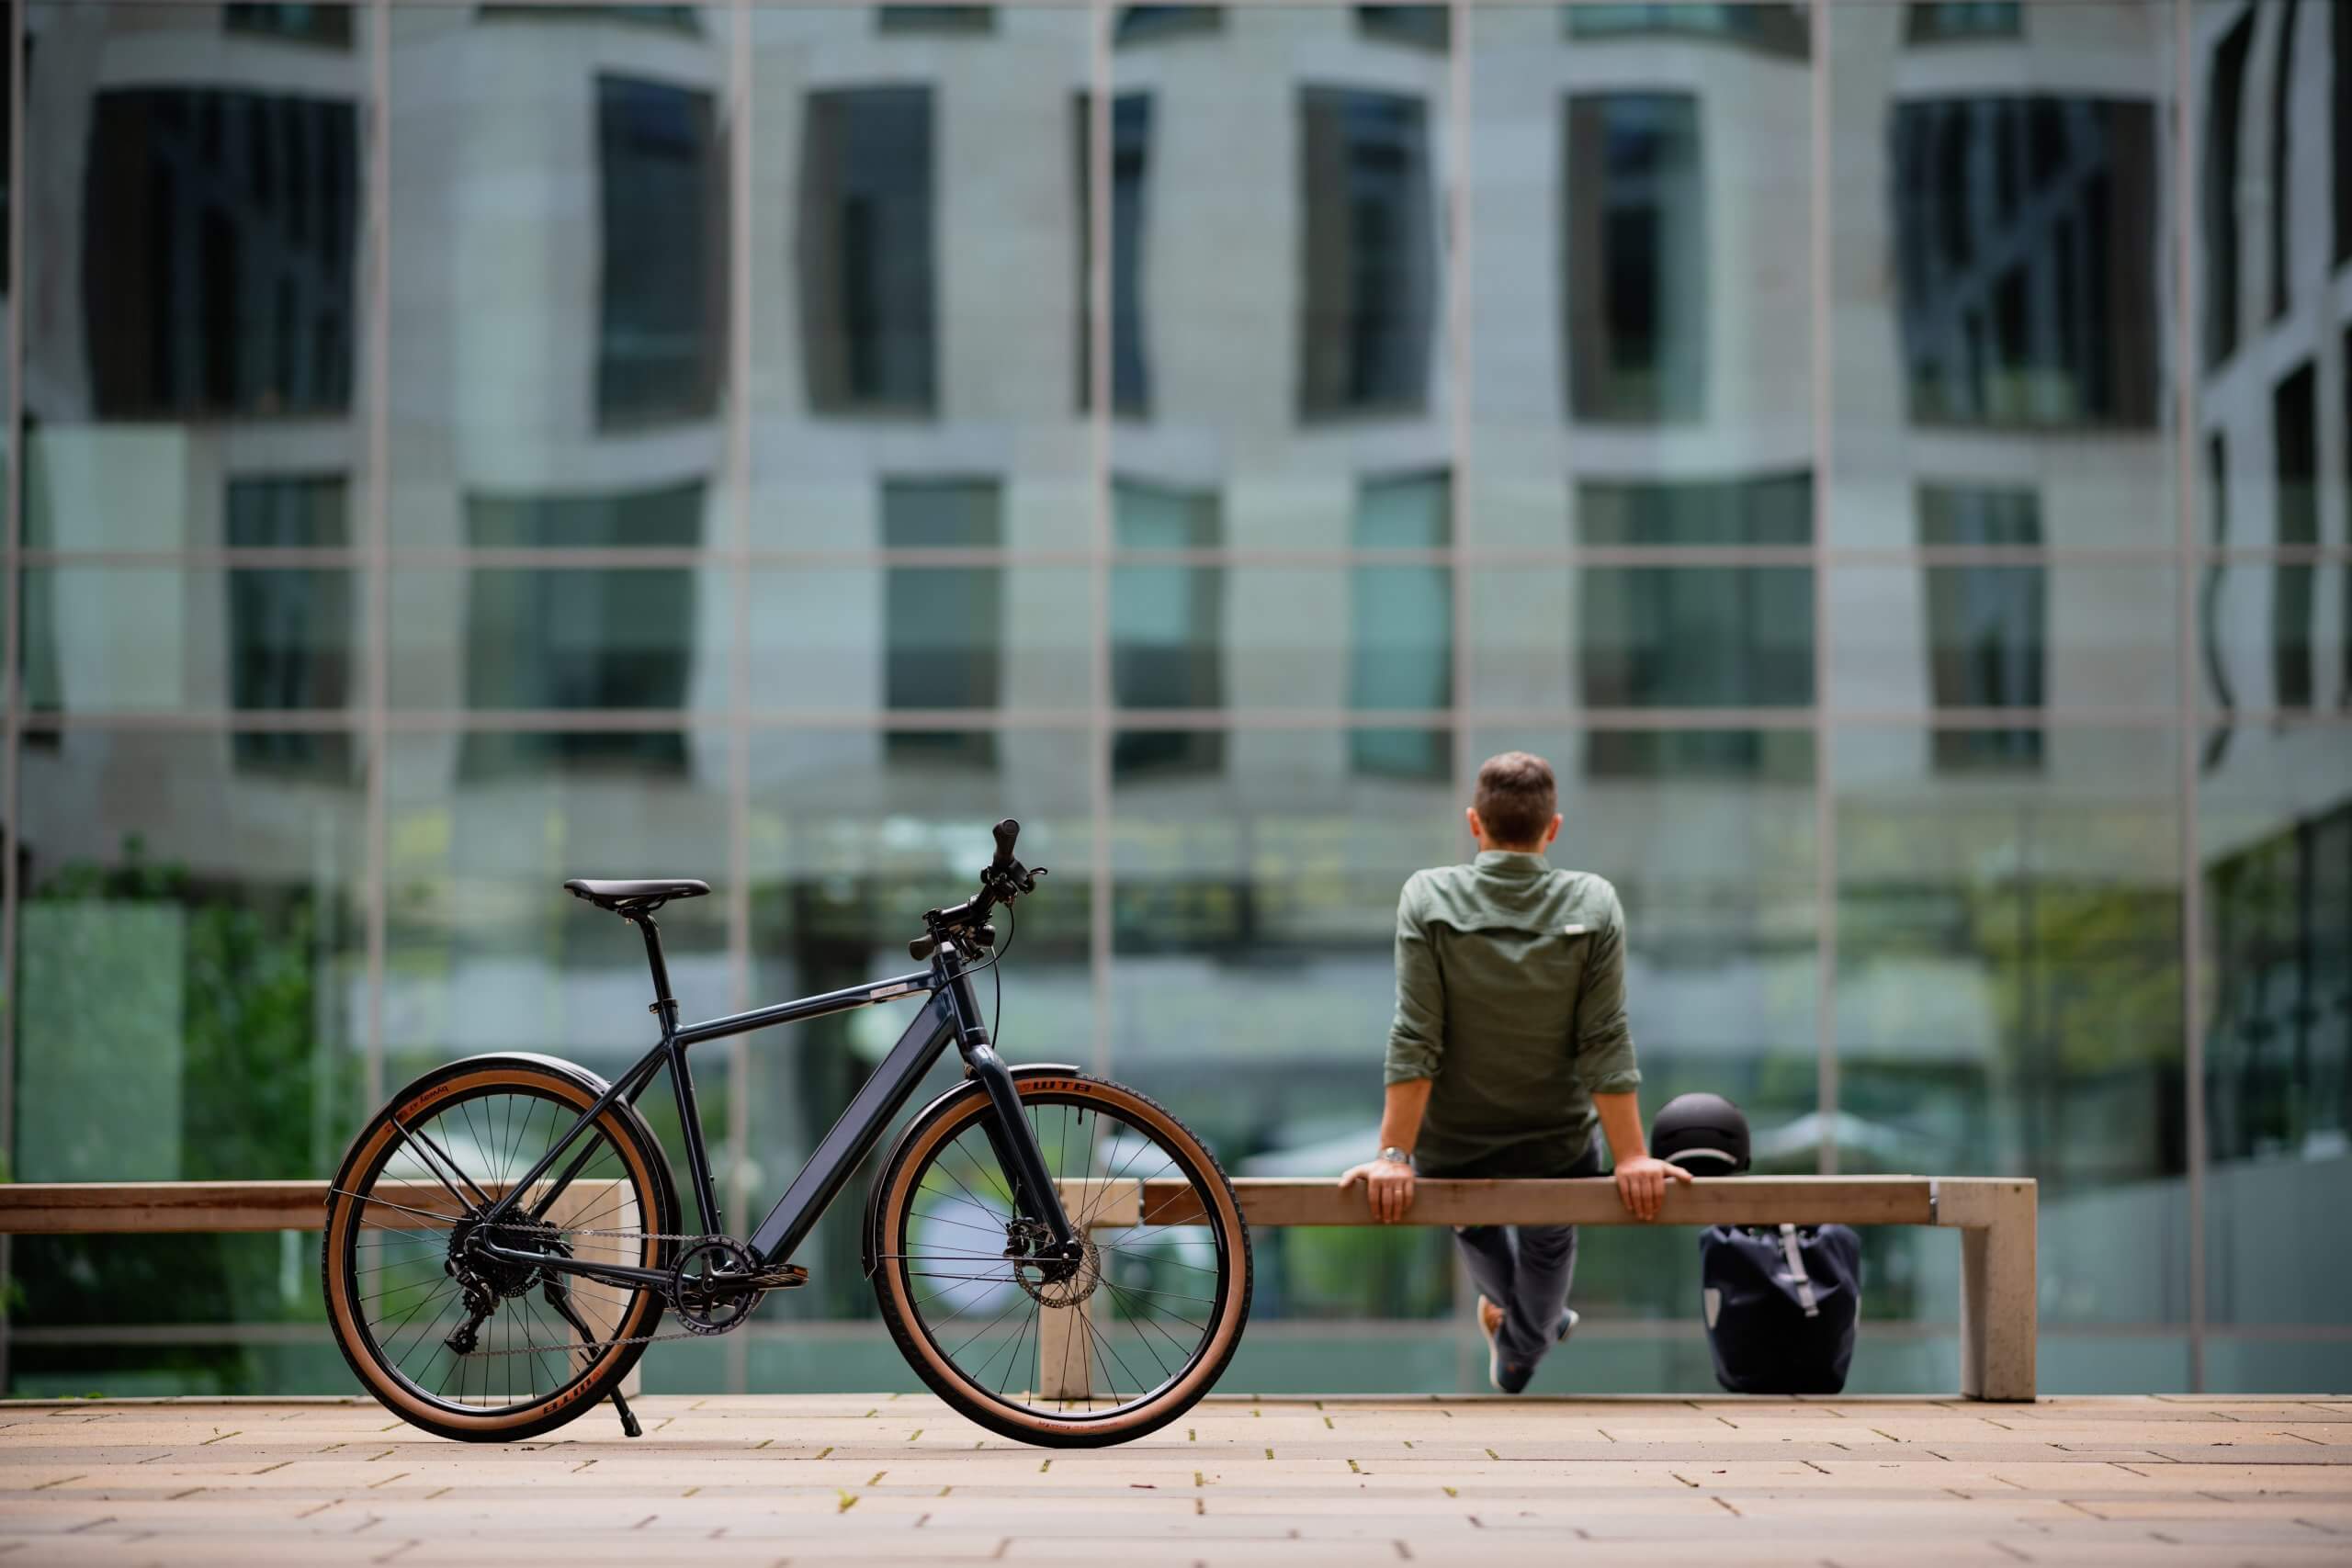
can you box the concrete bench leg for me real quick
[1937,1179,2037,1402]
[1035,1179,1140,1403]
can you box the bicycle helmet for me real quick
[1651,1092,1751,1174]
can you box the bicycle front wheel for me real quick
[871,1070,1252,1447]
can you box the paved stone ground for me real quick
[3,1393,2348,1567]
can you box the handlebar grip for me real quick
[990,818,1020,870]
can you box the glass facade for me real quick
[4,0,2348,1399]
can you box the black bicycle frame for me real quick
[467,916,1073,1291]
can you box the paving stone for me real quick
[4,1393,2349,1565]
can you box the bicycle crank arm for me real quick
[475,1239,674,1292]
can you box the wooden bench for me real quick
[0,1174,2037,1402]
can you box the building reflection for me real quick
[6,0,2348,1395]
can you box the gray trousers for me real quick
[1442,1142,1604,1372]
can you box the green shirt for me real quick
[1383,851,1641,1177]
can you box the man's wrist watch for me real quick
[1376,1146,1412,1167]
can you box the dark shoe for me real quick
[1490,1307,1579,1396]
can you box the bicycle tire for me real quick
[322,1055,678,1443]
[871,1070,1252,1447]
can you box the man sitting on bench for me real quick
[1340,750,1690,1393]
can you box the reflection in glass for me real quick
[1349,471,1451,778]
[2201,8,2252,368]
[2199,727,2351,1327]
[884,478,1002,768]
[1838,724,2184,1324]
[1115,6,1221,47]
[1893,96,2158,426]
[2271,363,2318,709]
[83,87,358,420]
[1577,471,1811,546]
[748,730,1092,1320]
[1076,92,1154,415]
[384,728,731,1068]
[1114,480,1223,772]
[1355,6,1448,51]
[1905,3,2020,43]
[1920,485,2043,768]
[1298,87,1436,419]
[17,729,367,1182]
[1567,3,1807,58]
[596,74,725,428]
[1580,568,1812,711]
[458,565,701,732]
[1566,93,1704,423]
[799,86,936,415]
[225,5,356,47]
[878,6,995,34]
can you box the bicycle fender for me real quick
[329,1051,678,1240]
[859,1062,1082,1278]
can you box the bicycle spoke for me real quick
[893,1089,1233,1427]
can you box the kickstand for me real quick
[541,1277,644,1439]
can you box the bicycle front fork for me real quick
[964,1043,1079,1253]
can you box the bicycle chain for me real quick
[446,1223,763,1360]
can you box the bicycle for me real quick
[322,819,1251,1448]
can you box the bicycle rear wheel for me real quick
[871,1071,1251,1447]
[322,1056,676,1442]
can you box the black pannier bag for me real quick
[1699,1223,1862,1395]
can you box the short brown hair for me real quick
[1474,751,1557,848]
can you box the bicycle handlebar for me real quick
[910,818,1046,960]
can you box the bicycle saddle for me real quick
[563,877,710,912]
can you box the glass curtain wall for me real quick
[4,0,2348,1398]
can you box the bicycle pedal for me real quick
[747,1263,808,1291]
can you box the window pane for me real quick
[1472,7,1807,549]
[747,731,1093,1323]
[1299,86,1437,419]
[1566,93,1705,423]
[2199,562,2344,716]
[1568,3,1809,57]
[1112,728,1462,1321]
[752,8,1090,549]
[387,6,727,579]
[1830,3,2173,547]
[1837,724,2184,1327]
[1577,470,1812,547]
[1905,3,2022,43]
[751,564,1091,714]
[383,728,732,1071]
[24,5,370,551]
[596,74,726,428]
[2198,726,2352,1326]
[1114,10,1453,556]
[1355,6,1447,51]
[1075,91,1155,416]
[1890,96,2159,428]
[390,564,729,717]
[17,729,368,1181]
[23,566,360,718]
[1469,567,1814,713]
[14,723,366,1393]
[798,86,935,414]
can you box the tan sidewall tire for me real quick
[873,1073,1251,1447]
[324,1063,670,1441]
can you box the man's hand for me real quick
[1612,1154,1693,1221]
[1339,1156,1416,1224]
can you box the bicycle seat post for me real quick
[630,911,681,1036]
